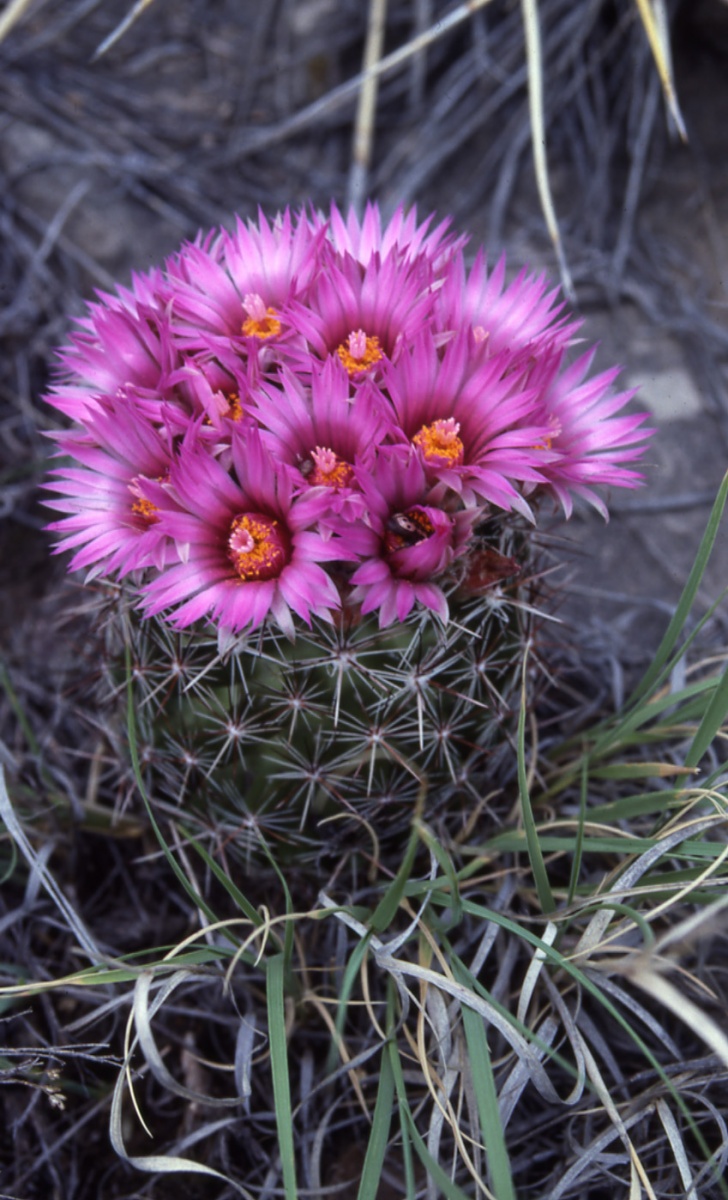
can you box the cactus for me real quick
[44,202,653,872]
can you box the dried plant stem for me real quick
[521,0,574,299]
[348,0,389,216]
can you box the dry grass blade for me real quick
[92,0,156,60]
[633,0,687,139]
[0,765,101,961]
[520,0,574,299]
[348,0,389,216]
[0,0,35,43]
[657,1098,699,1199]
[109,1062,253,1197]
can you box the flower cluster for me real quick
[45,203,652,634]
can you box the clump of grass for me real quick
[1,476,726,1197]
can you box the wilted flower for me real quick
[341,447,477,626]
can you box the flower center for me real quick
[131,495,159,524]
[336,329,383,376]
[225,392,244,420]
[530,416,562,451]
[241,293,281,339]
[412,418,464,468]
[129,475,166,525]
[227,513,289,581]
[307,445,355,488]
[204,392,244,425]
[385,507,435,554]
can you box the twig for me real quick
[347,0,389,216]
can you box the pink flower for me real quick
[141,427,354,637]
[526,349,654,517]
[43,200,654,633]
[382,331,555,516]
[435,251,579,365]
[319,200,462,270]
[284,247,437,380]
[47,268,179,425]
[164,209,319,375]
[248,358,391,515]
[44,398,175,577]
[341,447,476,626]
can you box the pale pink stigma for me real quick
[243,293,268,323]
[413,417,465,468]
[335,329,383,375]
[348,329,367,359]
[308,445,355,488]
[227,513,289,581]
[229,525,255,555]
[241,294,281,338]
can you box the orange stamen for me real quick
[131,495,159,524]
[130,473,167,525]
[412,418,464,468]
[228,513,288,581]
[242,293,281,339]
[336,329,383,376]
[225,392,244,421]
[204,392,244,425]
[308,446,354,488]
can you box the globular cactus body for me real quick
[44,202,652,864]
[124,524,531,862]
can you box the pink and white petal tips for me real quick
[165,209,318,352]
[141,427,353,637]
[435,250,580,363]
[283,245,438,379]
[321,200,464,271]
[343,447,476,628]
[48,281,180,424]
[44,402,176,578]
[223,208,322,311]
[247,359,392,512]
[527,348,655,518]
[381,330,556,516]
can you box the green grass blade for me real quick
[370,775,427,932]
[256,833,296,973]
[0,660,41,759]
[624,470,728,711]
[267,953,297,1200]
[356,1044,395,1200]
[326,933,371,1076]
[456,966,516,1200]
[416,822,463,927]
[566,755,589,907]
[386,1036,473,1200]
[517,648,555,913]
[685,658,728,769]
[180,825,263,928]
